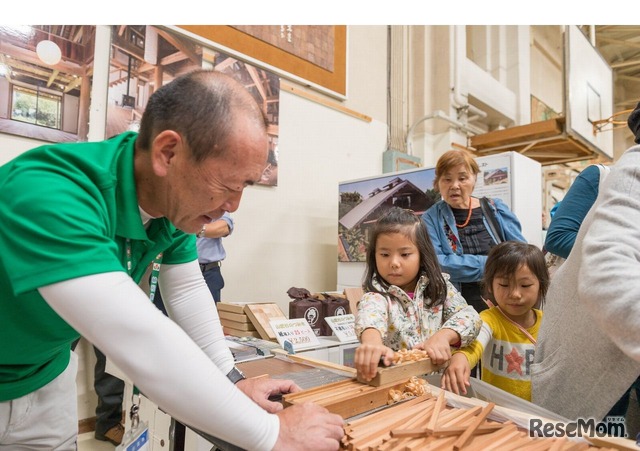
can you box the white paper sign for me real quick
[269,318,321,351]
[324,314,357,342]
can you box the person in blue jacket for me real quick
[544,163,609,260]
[422,149,526,313]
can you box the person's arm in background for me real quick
[579,148,640,362]
[422,206,487,283]
[200,212,233,238]
[545,165,600,259]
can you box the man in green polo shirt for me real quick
[0,70,343,450]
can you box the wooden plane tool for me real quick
[357,356,444,386]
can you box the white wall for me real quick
[222,91,386,309]
[0,133,44,165]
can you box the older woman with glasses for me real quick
[422,149,526,314]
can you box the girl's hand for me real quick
[441,353,471,395]
[354,343,394,382]
[414,329,456,365]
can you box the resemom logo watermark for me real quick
[529,416,628,439]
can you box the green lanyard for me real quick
[125,238,163,302]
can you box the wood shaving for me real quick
[392,349,429,364]
[387,376,431,404]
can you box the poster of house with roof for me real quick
[338,167,440,262]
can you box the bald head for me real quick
[137,69,268,162]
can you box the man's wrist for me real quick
[197,224,207,238]
[226,366,246,384]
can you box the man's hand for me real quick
[236,377,300,413]
[274,402,344,451]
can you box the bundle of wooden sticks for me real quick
[341,391,613,451]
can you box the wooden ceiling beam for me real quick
[598,36,640,51]
[155,28,201,65]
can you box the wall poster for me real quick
[338,167,440,263]
[106,26,280,186]
[0,25,96,143]
[176,25,346,98]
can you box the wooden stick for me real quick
[452,402,495,450]
[548,438,568,451]
[439,405,482,428]
[426,391,446,433]
[391,423,504,438]
[436,423,506,437]
[420,436,458,451]
[561,442,590,451]
[463,424,520,451]
[497,435,544,451]
[520,438,557,451]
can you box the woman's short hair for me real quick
[433,149,480,191]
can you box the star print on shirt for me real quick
[505,347,524,376]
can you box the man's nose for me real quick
[222,191,243,213]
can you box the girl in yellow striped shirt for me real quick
[441,241,549,401]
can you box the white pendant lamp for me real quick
[36,39,62,66]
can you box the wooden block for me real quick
[222,326,261,338]
[217,302,258,314]
[343,287,363,316]
[218,310,252,323]
[220,318,257,331]
[243,303,287,340]
[357,358,442,386]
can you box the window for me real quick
[11,85,62,129]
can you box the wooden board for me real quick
[243,303,287,340]
[358,358,442,386]
[222,326,261,338]
[272,349,357,377]
[220,318,256,331]
[218,310,252,323]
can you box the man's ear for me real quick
[150,130,182,176]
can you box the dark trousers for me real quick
[71,340,124,435]
[606,376,640,418]
[201,264,224,303]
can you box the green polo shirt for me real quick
[0,132,197,401]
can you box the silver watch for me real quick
[226,366,246,384]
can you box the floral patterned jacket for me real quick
[355,273,481,350]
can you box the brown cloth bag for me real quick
[287,287,324,336]
[318,292,350,336]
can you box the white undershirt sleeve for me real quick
[39,271,279,450]
[156,260,235,373]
